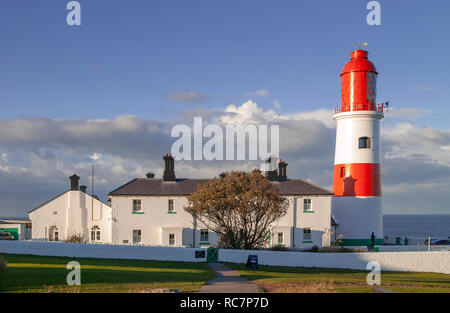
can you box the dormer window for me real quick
[358,136,371,149]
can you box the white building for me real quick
[27,155,333,249]
[108,155,333,249]
[28,175,112,243]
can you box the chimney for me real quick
[278,159,288,180]
[264,157,278,181]
[79,185,87,193]
[69,174,80,190]
[146,172,155,179]
[163,154,176,181]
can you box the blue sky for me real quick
[0,0,449,216]
[1,0,449,125]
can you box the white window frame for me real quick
[303,198,312,212]
[132,199,142,213]
[277,232,284,245]
[169,233,175,246]
[133,229,142,244]
[91,225,101,242]
[168,199,174,213]
[303,227,312,241]
[200,229,209,242]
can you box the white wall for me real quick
[0,240,206,262]
[111,194,332,249]
[1,241,448,274]
[110,195,200,246]
[272,195,331,249]
[28,191,112,243]
[219,249,450,274]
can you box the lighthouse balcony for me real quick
[334,103,385,114]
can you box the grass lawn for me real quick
[226,263,450,293]
[0,254,216,293]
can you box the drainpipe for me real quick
[292,197,297,249]
[193,215,197,248]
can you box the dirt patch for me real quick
[258,279,337,293]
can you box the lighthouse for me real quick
[332,47,385,246]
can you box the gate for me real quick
[207,247,219,263]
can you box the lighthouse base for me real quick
[332,196,383,246]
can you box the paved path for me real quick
[373,288,395,293]
[198,263,260,293]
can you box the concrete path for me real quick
[373,288,395,293]
[198,263,260,293]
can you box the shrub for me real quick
[0,254,8,271]
[321,246,366,253]
[303,245,320,252]
[65,234,87,243]
[270,244,289,251]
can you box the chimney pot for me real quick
[79,185,87,193]
[146,172,155,179]
[163,154,176,181]
[69,174,80,190]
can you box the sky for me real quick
[0,0,449,216]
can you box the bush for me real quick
[321,246,366,253]
[0,255,8,271]
[270,244,289,251]
[303,245,320,252]
[65,234,87,243]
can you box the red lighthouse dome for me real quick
[339,49,378,112]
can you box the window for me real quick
[340,166,346,178]
[303,198,312,212]
[366,72,377,106]
[132,199,142,213]
[200,229,209,242]
[49,226,59,241]
[169,233,175,246]
[358,137,371,149]
[303,228,312,241]
[133,230,141,244]
[168,199,174,213]
[277,232,284,245]
[91,226,101,242]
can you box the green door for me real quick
[207,247,219,263]
[0,228,18,240]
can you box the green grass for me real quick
[225,263,450,293]
[0,254,216,293]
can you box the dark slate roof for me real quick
[0,217,31,224]
[109,178,333,196]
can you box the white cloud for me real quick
[0,101,449,216]
[245,89,271,98]
[273,99,281,110]
[167,90,211,103]
[90,153,102,161]
[387,107,429,118]
[416,85,437,92]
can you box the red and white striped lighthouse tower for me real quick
[332,47,384,246]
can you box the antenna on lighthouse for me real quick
[358,42,369,49]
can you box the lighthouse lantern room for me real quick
[332,47,385,246]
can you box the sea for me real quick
[383,215,450,239]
